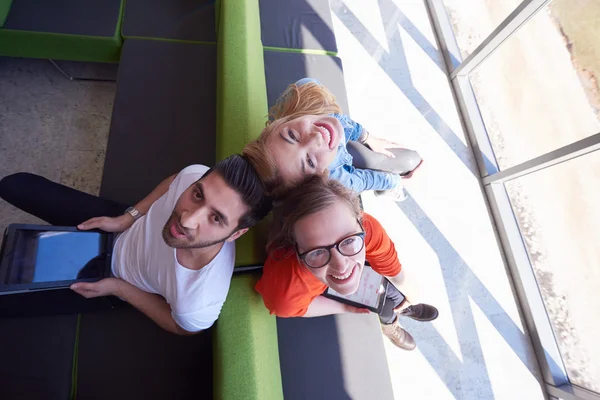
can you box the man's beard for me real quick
[161,213,232,249]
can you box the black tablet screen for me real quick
[5,230,108,284]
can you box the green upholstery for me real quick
[214,273,283,400]
[215,0,268,267]
[0,0,12,27]
[0,29,123,62]
[0,0,124,62]
[213,0,282,399]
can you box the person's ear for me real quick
[226,227,249,242]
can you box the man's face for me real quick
[162,172,250,249]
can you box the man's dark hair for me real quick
[204,154,272,230]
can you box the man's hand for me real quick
[71,277,124,298]
[78,214,134,233]
[365,136,402,158]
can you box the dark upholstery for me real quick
[4,0,122,36]
[76,307,213,400]
[277,314,394,400]
[0,314,78,400]
[122,0,216,42]
[100,39,217,205]
[259,0,337,53]
[264,50,350,115]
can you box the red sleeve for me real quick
[363,213,402,276]
[255,250,315,317]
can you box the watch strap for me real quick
[125,207,142,221]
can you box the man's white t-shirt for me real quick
[111,165,235,332]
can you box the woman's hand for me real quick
[304,296,371,317]
[365,135,402,158]
[78,214,134,233]
[71,277,125,298]
[344,304,372,314]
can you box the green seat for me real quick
[212,0,283,399]
[0,0,124,62]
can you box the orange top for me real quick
[255,213,401,317]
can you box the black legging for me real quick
[0,173,130,226]
[378,282,406,325]
[347,141,422,175]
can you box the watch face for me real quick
[126,208,139,219]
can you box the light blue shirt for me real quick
[292,78,400,193]
[328,114,400,193]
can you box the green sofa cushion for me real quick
[214,273,283,400]
[213,0,283,399]
[0,29,122,62]
[0,0,124,62]
[215,0,269,267]
[0,0,12,27]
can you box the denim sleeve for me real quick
[336,114,364,142]
[329,166,400,193]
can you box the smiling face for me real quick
[293,200,366,295]
[162,172,250,249]
[265,115,344,184]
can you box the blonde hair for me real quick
[242,82,342,199]
[267,175,362,253]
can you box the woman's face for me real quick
[266,115,344,184]
[293,201,365,295]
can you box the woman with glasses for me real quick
[255,176,438,350]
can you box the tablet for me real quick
[0,224,115,294]
[323,264,388,313]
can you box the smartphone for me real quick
[322,264,388,313]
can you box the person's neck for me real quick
[176,242,225,271]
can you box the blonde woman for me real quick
[256,176,438,350]
[243,78,422,199]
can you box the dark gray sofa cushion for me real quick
[259,0,337,53]
[4,0,122,36]
[76,307,213,400]
[0,314,78,400]
[122,0,216,42]
[100,39,217,205]
[264,49,350,114]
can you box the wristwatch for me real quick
[124,207,142,221]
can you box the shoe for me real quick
[398,304,439,322]
[380,319,416,351]
[375,184,408,202]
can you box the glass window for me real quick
[469,0,600,170]
[443,0,523,59]
[504,150,600,392]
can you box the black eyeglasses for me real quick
[297,231,366,269]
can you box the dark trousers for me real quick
[347,141,422,175]
[0,173,131,316]
[378,282,406,325]
[0,173,130,226]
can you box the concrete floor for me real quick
[331,0,546,398]
[0,1,548,398]
[0,58,116,246]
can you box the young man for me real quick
[0,155,272,335]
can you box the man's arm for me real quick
[130,173,177,216]
[77,173,177,232]
[70,278,197,336]
[302,295,370,317]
